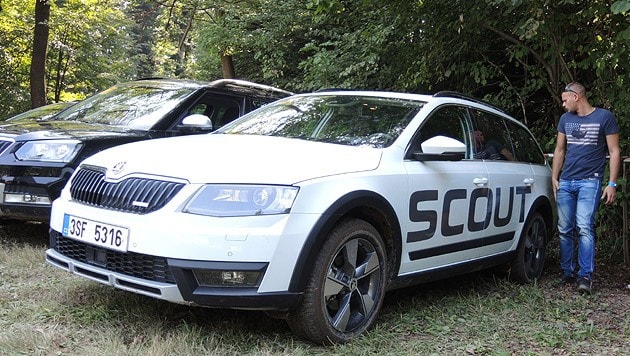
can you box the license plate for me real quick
[62,214,130,252]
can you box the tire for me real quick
[510,211,547,283]
[287,218,387,345]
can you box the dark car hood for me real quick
[0,120,146,141]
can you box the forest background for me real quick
[0,0,629,260]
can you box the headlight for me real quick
[183,185,299,217]
[15,140,82,162]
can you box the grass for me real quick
[1,222,628,355]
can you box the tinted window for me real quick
[250,97,277,110]
[470,109,514,161]
[187,95,241,128]
[504,119,546,164]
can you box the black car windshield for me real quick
[216,95,424,148]
[52,82,197,130]
[5,102,76,122]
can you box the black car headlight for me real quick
[15,140,82,163]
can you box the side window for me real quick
[504,119,546,164]
[250,97,277,110]
[414,105,472,158]
[214,106,241,127]
[187,95,241,129]
[470,109,515,161]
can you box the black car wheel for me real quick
[510,211,547,283]
[287,218,387,345]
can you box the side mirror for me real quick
[179,114,213,131]
[413,135,466,161]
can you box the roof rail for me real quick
[433,91,506,114]
[315,88,355,92]
[208,79,294,96]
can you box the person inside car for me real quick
[473,129,514,160]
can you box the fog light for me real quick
[4,193,51,205]
[193,270,262,287]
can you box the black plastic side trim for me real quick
[388,251,516,290]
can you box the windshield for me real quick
[216,95,423,148]
[5,102,76,122]
[53,82,197,130]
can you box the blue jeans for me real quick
[557,179,601,280]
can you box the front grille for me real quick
[3,184,49,196]
[69,167,185,214]
[52,231,175,284]
[0,139,14,155]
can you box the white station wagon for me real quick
[46,90,554,344]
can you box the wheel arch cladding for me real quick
[288,190,402,293]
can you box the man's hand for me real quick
[552,179,559,201]
[601,185,617,205]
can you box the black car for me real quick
[0,78,292,223]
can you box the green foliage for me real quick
[612,0,630,13]
[0,0,137,116]
[189,0,628,137]
[0,1,37,116]
[47,0,137,100]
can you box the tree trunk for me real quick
[30,0,51,108]
[221,55,235,79]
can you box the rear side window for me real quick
[504,119,546,164]
[470,109,515,161]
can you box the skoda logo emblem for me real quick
[111,161,127,175]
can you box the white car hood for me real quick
[82,134,383,184]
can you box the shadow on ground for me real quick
[0,221,49,247]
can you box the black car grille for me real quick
[51,231,175,284]
[69,167,185,214]
[0,139,14,155]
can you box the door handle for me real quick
[473,177,488,186]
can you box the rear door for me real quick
[469,108,538,255]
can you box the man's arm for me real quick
[500,147,515,161]
[601,133,621,205]
[551,132,567,200]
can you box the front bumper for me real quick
[0,183,54,222]
[0,172,66,222]
[46,230,302,310]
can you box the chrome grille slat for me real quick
[0,139,14,155]
[69,167,185,214]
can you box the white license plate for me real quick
[62,214,130,252]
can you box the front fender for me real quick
[287,190,402,293]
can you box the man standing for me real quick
[552,82,621,294]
